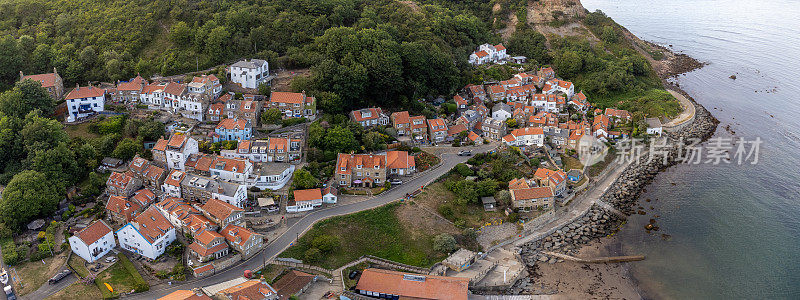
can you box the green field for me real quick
[279,203,447,269]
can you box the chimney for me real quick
[19,71,23,80]
[54,67,58,75]
[75,83,80,90]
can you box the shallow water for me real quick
[580,0,800,298]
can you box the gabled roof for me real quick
[220,224,258,247]
[22,73,58,88]
[216,118,249,130]
[220,279,277,300]
[117,75,146,91]
[106,195,140,221]
[167,134,188,149]
[131,189,157,207]
[163,82,186,97]
[474,50,488,58]
[157,289,212,300]
[386,151,415,169]
[74,220,112,246]
[107,171,136,190]
[65,85,104,100]
[448,123,468,136]
[535,168,566,186]
[511,186,554,200]
[133,206,174,244]
[391,111,411,124]
[272,270,316,300]
[351,107,385,122]
[270,91,305,104]
[293,189,322,203]
[356,268,469,300]
[164,170,185,187]
[336,153,387,175]
[202,198,243,221]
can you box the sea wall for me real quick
[509,91,718,294]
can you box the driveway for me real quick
[125,143,498,299]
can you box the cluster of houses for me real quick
[345,66,637,151]
[70,141,269,276]
[158,269,319,300]
[507,168,568,211]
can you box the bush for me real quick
[433,234,457,253]
[311,235,340,253]
[304,248,322,263]
[118,253,149,292]
[2,239,20,266]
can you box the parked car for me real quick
[389,179,403,185]
[458,150,472,156]
[348,270,361,280]
[48,269,72,285]
[4,285,16,300]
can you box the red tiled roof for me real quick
[202,198,243,221]
[134,206,174,244]
[65,85,104,100]
[117,75,146,91]
[273,270,315,300]
[494,44,506,51]
[356,268,469,300]
[219,224,258,247]
[164,82,186,96]
[391,111,410,125]
[132,189,156,207]
[270,91,305,104]
[164,170,185,187]
[157,289,212,300]
[221,279,277,300]
[511,187,554,200]
[474,50,488,58]
[106,195,140,221]
[74,220,112,246]
[448,123,468,136]
[167,134,187,148]
[22,73,58,88]
[293,189,322,203]
[386,151,415,169]
[153,138,168,151]
[216,118,248,130]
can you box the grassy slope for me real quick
[279,203,447,269]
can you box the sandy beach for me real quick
[528,237,643,299]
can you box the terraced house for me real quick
[153,134,200,170]
[65,84,105,122]
[214,118,252,142]
[267,91,316,119]
[181,173,248,208]
[334,151,416,188]
[350,107,389,128]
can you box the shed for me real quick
[101,157,123,168]
[567,169,582,182]
[482,196,497,211]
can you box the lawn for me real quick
[64,122,100,139]
[11,254,67,295]
[279,202,448,269]
[95,253,148,298]
[560,154,584,171]
[45,282,102,300]
[587,148,618,177]
[415,181,506,229]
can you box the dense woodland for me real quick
[0,0,677,232]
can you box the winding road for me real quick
[125,143,498,299]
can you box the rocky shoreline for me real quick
[508,88,719,295]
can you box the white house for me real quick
[545,79,575,99]
[322,187,338,204]
[161,170,185,198]
[287,189,323,213]
[468,44,509,65]
[140,83,166,109]
[69,220,116,263]
[65,84,105,122]
[491,102,513,121]
[229,59,269,89]
[646,118,663,135]
[502,127,545,147]
[153,134,199,171]
[116,207,177,260]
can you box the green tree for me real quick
[0,79,55,118]
[138,120,165,141]
[261,108,282,125]
[303,248,322,263]
[21,112,69,153]
[0,170,62,229]
[292,168,318,190]
[361,131,385,151]
[311,235,340,253]
[257,82,271,96]
[323,125,357,153]
[169,21,194,48]
[27,142,80,189]
[112,138,141,160]
[433,234,457,253]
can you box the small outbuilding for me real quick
[482,196,497,211]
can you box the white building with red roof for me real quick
[116,206,177,260]
[65,84,105,122]
[153,134,199,170]
[267,91,316,119]
[69,220,115,263]
[544,79,575,98]
[469,43,509,65]
[287,188,323,213]
[534,168,567,196]
[502,127,545,147]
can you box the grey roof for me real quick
[567,169,581,177]
[256,163,292,176]
[481,196,496,204]
[182,173,243,197]
[231,59,267,69]
[645,117,662,128]
[543,127,569,138]
[492,102,512,113]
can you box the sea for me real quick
[580,0,800,299]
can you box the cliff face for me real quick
[526,0,587,24]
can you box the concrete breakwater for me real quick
[508,91,719,294]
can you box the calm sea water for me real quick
[580,0,800,299]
